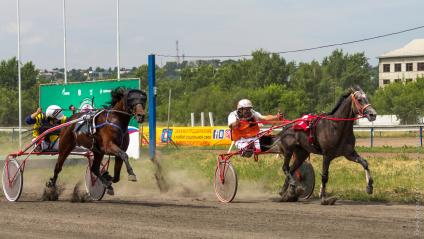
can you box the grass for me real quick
[0,131,33,156]
[355,145,423,153]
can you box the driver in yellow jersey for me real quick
[25,105,67,151]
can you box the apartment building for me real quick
[378,39,424,87]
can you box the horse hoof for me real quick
[366,185,373,195]
[278,189,284,197]
[128,174,137,182]
[106,187,115,196]
[102,180,112,187]
[46,181,55,188]
[288,184,296,195]
[102,171,113,182]
[321,197,337,205]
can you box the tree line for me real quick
[0,49,423,126]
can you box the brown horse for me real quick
[47,87,147,194]
[278,85,377,205]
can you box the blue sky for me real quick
[0,0,423,69]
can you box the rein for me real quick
[95,110,131,133]
[107,109,132,117]
[242,114,363,127]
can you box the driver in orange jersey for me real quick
[228,99,282,157]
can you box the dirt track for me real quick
[0,192,421,239]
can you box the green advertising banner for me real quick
[39,78,140,127]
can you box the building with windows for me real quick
[378,39,424,87]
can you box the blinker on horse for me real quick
[47,87,147,196]
[278,85,377,205]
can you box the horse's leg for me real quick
[320,155,336,205]
[289,149,309,174]
[107,143,137,181]
[279,150,297,197]
[47,138,74,187]
[345,150,373,194]
[90,152,112,186]
[90,152,115,195]
[112,156,123,183]
[289,149,310,194]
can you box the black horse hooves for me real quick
[41,184,64,201]
[71,183,92,203]
[366,185,373,195]
[102,171,113,182]
[321,197,337,205]
[279,185,300,202]
[46,178,56,188]
[280,194,299,202]
[106,186,115,196]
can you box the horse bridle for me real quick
[351,90,371,116]
[123,89,147,116]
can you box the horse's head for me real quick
[349,86,377,121]
[124,89,147,123]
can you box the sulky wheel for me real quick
[84,164,106,201]
[213,160,238,203]
[294,159,315,199]
[2,156,23,202]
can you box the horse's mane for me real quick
[327,85,362,115]
[106,87,127,108]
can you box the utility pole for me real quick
[176,40,180,64]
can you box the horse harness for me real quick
[73,109,132,151]
[293,90,372,152]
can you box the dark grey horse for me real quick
[278,85,377,205]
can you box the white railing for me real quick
[0,127,30,132]
[1,124,423,147]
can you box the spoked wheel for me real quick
[294,159,315,199]
[84,156,108,201]
[2,156,23,202]
[213,160,238,203]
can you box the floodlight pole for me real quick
[17,0,22,149]
[63,0,68,84]
[116,0,120,79]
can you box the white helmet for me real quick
[46,105,64,120]
[237,99,253,109]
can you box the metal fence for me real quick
[354,125,423,147]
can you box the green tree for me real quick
[373,79,424,124]
[0,58,39,126]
